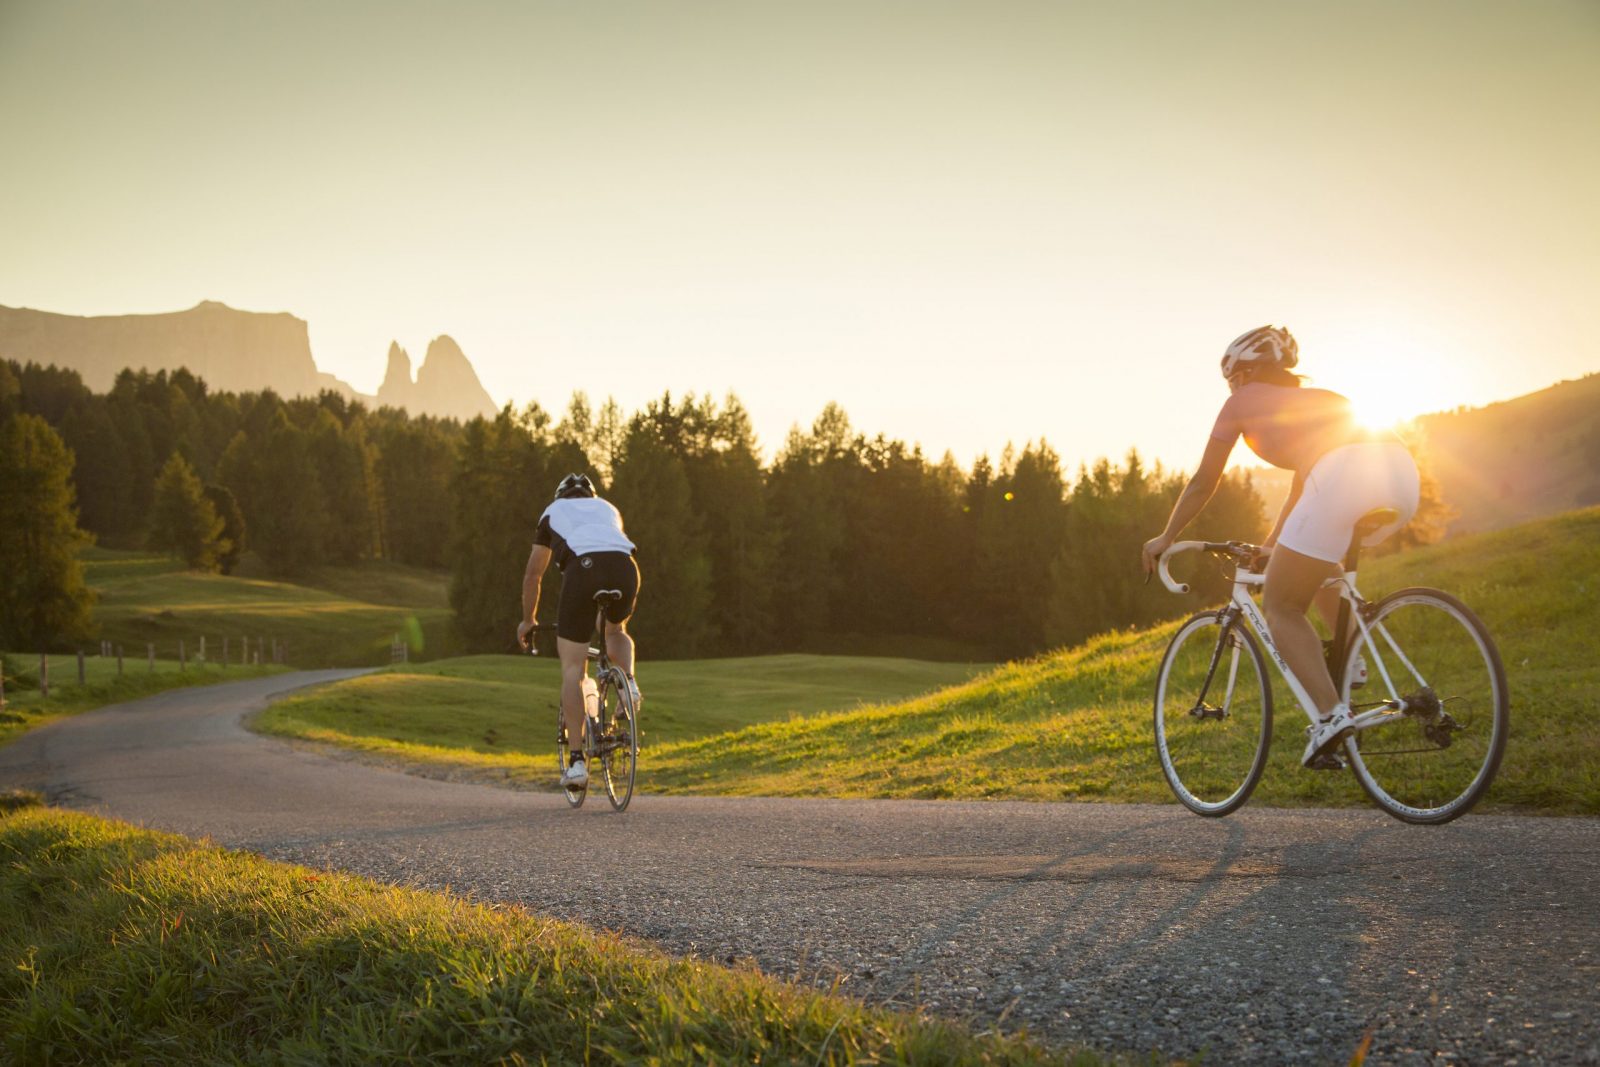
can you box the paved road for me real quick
[2,672,1596,1065]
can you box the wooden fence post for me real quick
[148,643,155,671]
[199,635,206,665]
[223,635,229,669]
[77,649,85,685]
[40,652,48,699]
[117,645,124,676]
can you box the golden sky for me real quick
[2,1,1596,471]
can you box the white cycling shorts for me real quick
[1277,442,1421,564]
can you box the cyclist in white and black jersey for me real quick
[517,473,641,790]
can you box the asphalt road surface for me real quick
[3,672,1596,1065]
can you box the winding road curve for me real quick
[2,672,1596,1064]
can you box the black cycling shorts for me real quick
[557,551,640,643]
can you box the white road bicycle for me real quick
[1152,509,1508,825]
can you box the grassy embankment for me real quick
[0,801,1101,1065]
[254,654,990,778]
[260,508,1600,814]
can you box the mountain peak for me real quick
[415,335,495,420]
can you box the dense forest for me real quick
[1,359,1272,660]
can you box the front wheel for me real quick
[1154,610,1273,816]
[598,670,638,812]
[1338,588,1509,824]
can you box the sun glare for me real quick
[1316,319,1471,433]
[1347,388,1417,433]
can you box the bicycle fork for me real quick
[1189,608,1246,722]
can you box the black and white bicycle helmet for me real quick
[553,472,596,500]
[1220,325,1298,380]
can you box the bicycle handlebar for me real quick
[1156,540,1262,594]
[1156,541,1206,594]
[520,623,559,655]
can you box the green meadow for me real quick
[0,802,1101,1065]
[253,654,992,780]
[257,508,1600,815]
[83,548,460,669]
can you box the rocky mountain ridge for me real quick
[0,300,497,421]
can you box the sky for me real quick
[2,0,1597,472]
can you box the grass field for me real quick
[83,548,459,670]
[0,802,1102,1065]
[255,508,1600,814]
[253,654,992,778]
[0,652,286,749]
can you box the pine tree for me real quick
[203,484,247,574]
[607,425,712,657]
[148,453,228,570]
[0,415,96,649]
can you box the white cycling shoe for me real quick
[1302,705,1355,767]
[561,757,589,789]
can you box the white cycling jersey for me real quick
[534,497,635,569]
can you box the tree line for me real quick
[3,359,1275,660]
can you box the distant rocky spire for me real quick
[377,342,414,409]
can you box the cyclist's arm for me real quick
[521,544,552,625]
[1160,436,1233,539]
[1142,436,1232,574]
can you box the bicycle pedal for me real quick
[1306,753,1346,771]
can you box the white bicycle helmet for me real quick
[1220,325,1298,380]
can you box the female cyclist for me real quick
[1139,325,1421,766]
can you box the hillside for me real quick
[644,507,1600,814]
[1418,372,1600,535]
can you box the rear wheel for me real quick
[1154,611,1273,816]
[598,670,638,812]
[1338,588,1508,824]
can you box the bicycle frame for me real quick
[1159,544,1416,738]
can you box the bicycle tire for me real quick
[598,669,638,812]
[1337,587,1509,825]
[557,708,587,808]
[1154,610,1273,816]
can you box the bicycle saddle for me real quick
[1355,507,1401,534]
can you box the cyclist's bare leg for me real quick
[1313,582,1345,638]
[556,637,590,753]
[1263,545,1342,718]
[604,620,636,678]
